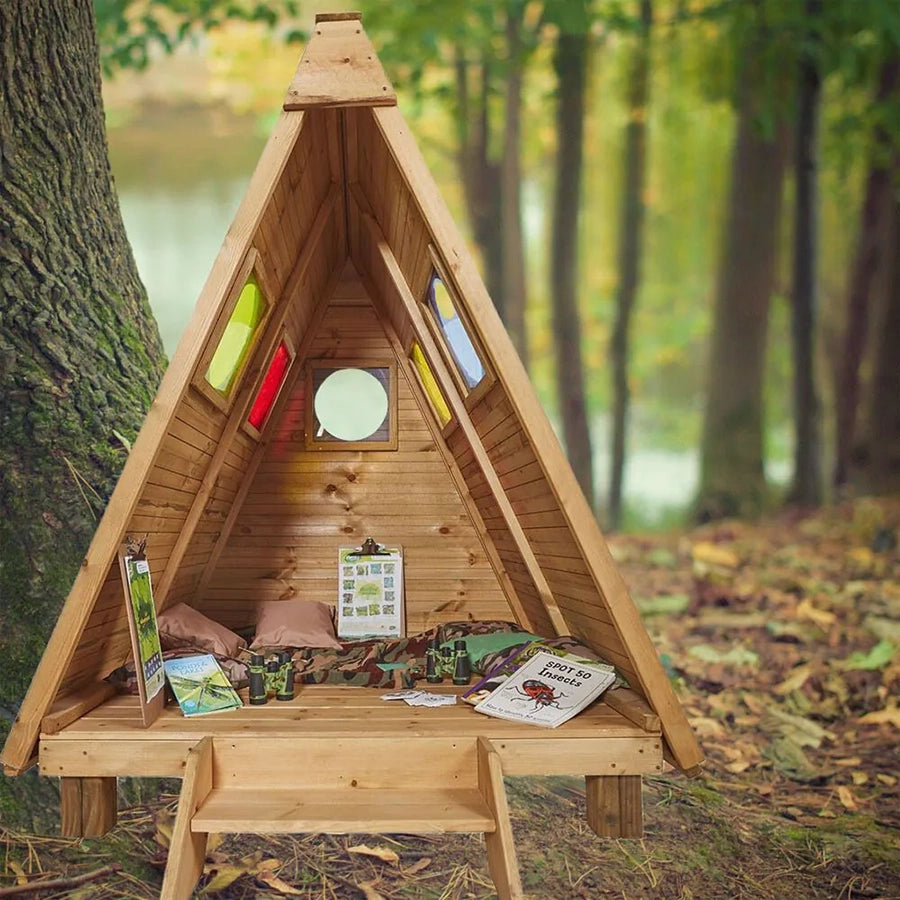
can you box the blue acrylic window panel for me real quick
[425,272,485,391]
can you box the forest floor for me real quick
[1,497,899,899]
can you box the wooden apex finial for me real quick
[284,13,396,110]
[314,12,362,24]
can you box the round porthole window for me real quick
[313,368,389,442]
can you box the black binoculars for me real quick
[248,650,294,704]
[425,638,471,685]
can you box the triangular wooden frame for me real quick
[2,13,702,779]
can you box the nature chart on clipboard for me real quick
[337,537,404,639]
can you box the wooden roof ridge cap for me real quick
[284,13,397,110]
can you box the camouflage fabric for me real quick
[437,620,522,642]
[476,634,606,678]
[294,629,438,687]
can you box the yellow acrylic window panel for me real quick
[410,341,451,427]
[425,272,485,391]
[205,274,267,397]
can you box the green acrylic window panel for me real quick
[205,274,267,397]
[410,341,451,427]
[425,272,485,391]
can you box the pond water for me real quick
[108,104,783,529]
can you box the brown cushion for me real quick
[157,603,246,657]
[250,599,342,650]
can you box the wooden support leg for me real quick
[585,775,643,838]
[160,737,214,900]
[476,737,523,900]
[60,776,117,837]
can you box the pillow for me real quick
[250,599,343,650]
[157,603,246,658]
[440,631,539,673]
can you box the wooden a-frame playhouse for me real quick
[2,14,701,898]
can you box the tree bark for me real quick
[856,187,900,493]
[0,0,165,805]
[696,47,789,521]
[608,0,652,531]
[833,57,899,488]
[787,0,824,508]
[500,1,529,369]
[454,49,504,309]
[551,27,595,507]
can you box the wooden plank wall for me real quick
[54,110,340,701]
[201,269,514,634]
[350,107,641,682]
[464,382,638,683]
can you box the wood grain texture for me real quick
[369,104,703,773]
[160,737,213,900]
[585,774,643,838]
[477,738,524,900]
[284,17,396,110]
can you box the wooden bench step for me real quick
[192,787,497,834]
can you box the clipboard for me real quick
[337,537,404,639]
[118,537,166,726]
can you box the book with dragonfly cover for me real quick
[164,654,242,716]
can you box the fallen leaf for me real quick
[774,663,814,696]
[402,857,432,876]
[203,863,248,893]
[834,757,862,767]
[876,773,898,786]
[692,541,740,569]
[851,770,868,786]
[637,593,689,616]
[796,598,836,628]
[840,640,896,672]
[8,860,27,886]
[357,881,387,900]
[837,786,858,810]
[347,845,400,865]
[689,644,759,667]
[257,870,304,895]
[155,809,174,848]
[761,707,835,748]
[858,706,900,727]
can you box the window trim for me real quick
[194,248,273,412]
[304,358,399,451]
[242,330,296,440]
[423,245,494,408]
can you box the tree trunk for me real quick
[608,0,652,531]
[500,1,529,369]
[856,189,900,493]
[454,49,504,310]
[787,0,824,508]
[833,57,899,488]
[551,28,595,507]
[696,50,789,521]
[0,0,165,817]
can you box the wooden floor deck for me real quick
[40,684,664,780]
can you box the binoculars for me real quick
[248,651,294,704]
[425,638,471,685]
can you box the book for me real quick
[164,654,243,716]
[473,650,617,728]
[462,640,615,706]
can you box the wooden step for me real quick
[192,787,497,834]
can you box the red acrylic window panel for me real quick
[247,341,292,431]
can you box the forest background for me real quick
[1,0,899,854]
